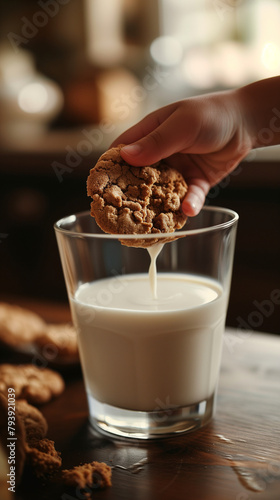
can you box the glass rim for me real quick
[54,206,238,240]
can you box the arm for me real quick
[237,76,280,148]
[112,76,280,216]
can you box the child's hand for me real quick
[111,90,253,216]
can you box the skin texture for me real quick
[112,76,280,216]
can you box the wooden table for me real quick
[6,301,280,500]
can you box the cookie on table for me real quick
[87,144,188,247]
[16,399,48,445]
[61,461,112,493]
[0,364,65,405]
[1,391,111,487]
[26,438,62,478]
[0,302,46,348]
[35,323,79,364]
[15,399,61,478]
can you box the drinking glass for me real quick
[54,206,238,439]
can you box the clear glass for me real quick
[54,206,238,439]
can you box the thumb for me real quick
[120,110,193,166]
[120,132,173,167]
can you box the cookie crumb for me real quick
[61,461,112,493]
[26,438,62,478]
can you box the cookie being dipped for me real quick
[87,144,188,247]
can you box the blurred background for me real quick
[0,0,279,334]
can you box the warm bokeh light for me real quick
[182,49,216,89]
[18,83,48,113]
[261,42,280,72]
[150,36,183,67]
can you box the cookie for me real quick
[0,393,26,483]
[87,144,188,247]
[0,364,65,405]
[1,392,111,489]
[26,438,62,478]
[0,302,46,347]
[0,302,79,366]
[61,461,112,492]
[13,399,61,478]
[16,399,48,445]
[35,323,79,364]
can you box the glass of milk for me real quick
[54,206,238,439]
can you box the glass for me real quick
[54,206,238,439]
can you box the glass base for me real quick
[87,392,216,439]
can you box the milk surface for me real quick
[71,273,226,411]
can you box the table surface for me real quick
[3,300,280,500]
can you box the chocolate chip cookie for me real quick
[87,144,188,247]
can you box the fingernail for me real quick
[122,144,142,156]
[182,195,200,217]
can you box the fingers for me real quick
[120,124,186,166]
[110,99,214,216]
[181,180,210,217]
[112,103,197,166]
[111,103,177,149]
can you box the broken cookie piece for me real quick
[16,399,48,445]
[26,438,62,478]
[0,379,111,492]
[61,461,112,495]
[87,144,188,247]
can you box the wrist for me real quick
[236,77,280,149]
[234,85,257,149]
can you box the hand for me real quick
[111,90,253,216]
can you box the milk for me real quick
[147,243,164,299]
[71,270,226,412]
